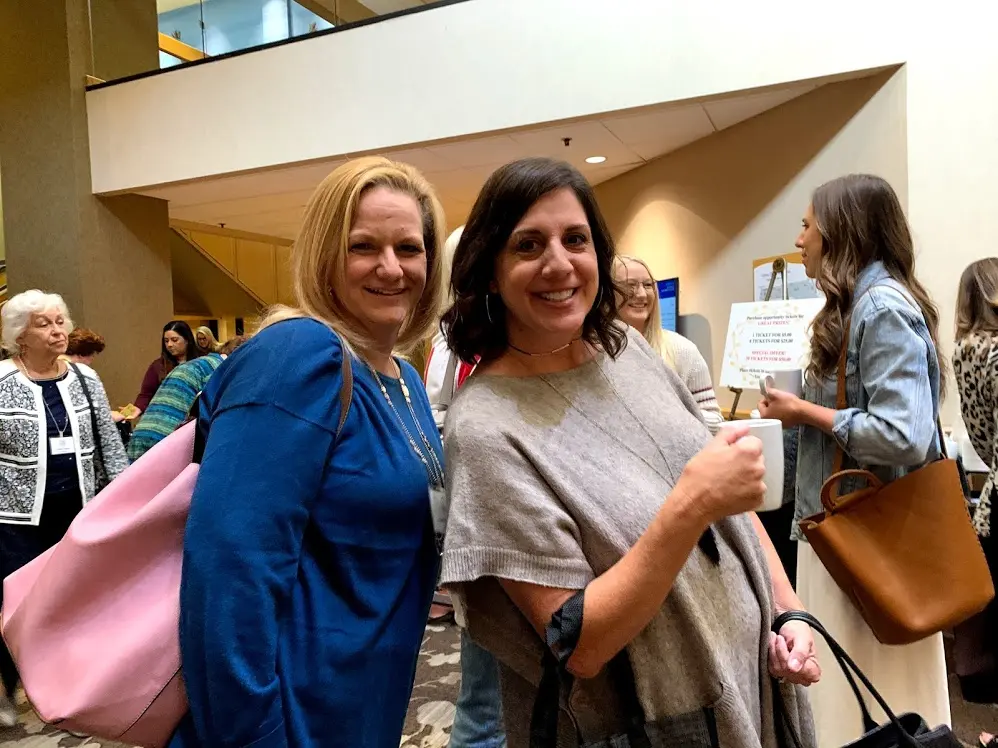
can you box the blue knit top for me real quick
[169,318,440,748]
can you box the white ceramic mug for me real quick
[719,418,785,512]
[758,369,803,399]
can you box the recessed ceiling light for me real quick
[585,156,607,164]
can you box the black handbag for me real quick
[772,611,961,748]
[529,533,733,748]
[531,588,729,748]
[530,592,653,748]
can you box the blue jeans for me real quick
[450,630,506,748]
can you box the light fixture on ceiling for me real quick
[585,156,607,164]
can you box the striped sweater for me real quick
[127,353,223,461]
[665,330,724,434]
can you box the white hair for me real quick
[1,290,74,354]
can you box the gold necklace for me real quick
[507,336,582,357]
[14,356,63,380]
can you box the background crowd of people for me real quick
[0,156,994,748]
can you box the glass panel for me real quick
[200,0,280,57]
[85,0,473,85]
[157,1,206,58]
[159,50,184,68]
[290,1,335,38]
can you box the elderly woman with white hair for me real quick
[0,290,127,725]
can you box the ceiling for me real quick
[141,80,828,240]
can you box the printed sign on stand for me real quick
[719,299,825,390]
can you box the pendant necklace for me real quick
[368,359,448,553]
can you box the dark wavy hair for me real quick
[441,158,626,364]
[160,320,200,379]
[807,174,946,393]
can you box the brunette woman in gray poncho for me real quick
[439,158,818,748]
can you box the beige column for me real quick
[217,317,238,342]
[0,0,172,406]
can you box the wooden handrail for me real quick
[171,220,293,247]
[158,32,205,62]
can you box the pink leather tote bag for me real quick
[1,341,353,747]
[1,419,199,746]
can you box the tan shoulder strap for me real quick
[335,334,353,443]
[832,324,850,477]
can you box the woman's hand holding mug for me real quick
[675,426,767,524]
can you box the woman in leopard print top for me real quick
[952,260,998,735]
[954,259,998,538]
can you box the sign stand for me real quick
[726,258,788,419]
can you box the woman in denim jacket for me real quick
[759,174,950,745]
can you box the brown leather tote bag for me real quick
[799,302,994,645]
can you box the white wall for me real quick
[903,38,998,425]
[87,0,998,421]
[87,0,910,193]
[596,72,909,414]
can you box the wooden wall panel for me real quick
[275,245,294,306]
[192,232,237,275]
[236,239,277,304]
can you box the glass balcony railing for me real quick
[157,0,334,62]
[86,0,469,88]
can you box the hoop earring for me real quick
[485,294,494,326]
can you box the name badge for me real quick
[429,484,449,555]
[50,437,75,456]
[429,485,449,536]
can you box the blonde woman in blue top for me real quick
[169,157,446,748]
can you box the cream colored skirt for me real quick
[796,542,951,746]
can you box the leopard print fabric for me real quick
[952,332,996,537]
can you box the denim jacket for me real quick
[793,261,941,541]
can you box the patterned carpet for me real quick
[0,623,991,747]
[0,624,463,748]
[400,623,463,747]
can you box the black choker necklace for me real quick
[507,338,582,357]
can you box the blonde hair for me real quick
[1,290,74,355]
[612,255,675,367]
[260,157,446,356]
[956,258,998,340]
[195,326,221,352]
